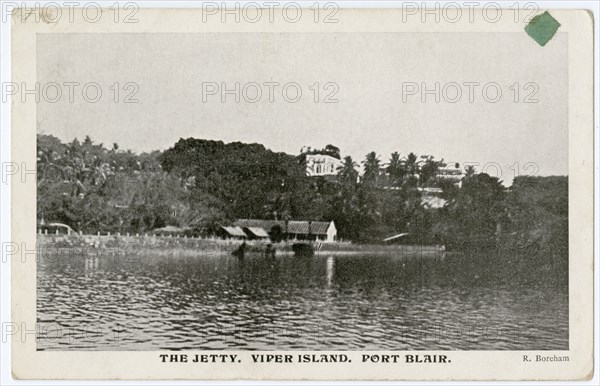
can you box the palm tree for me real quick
[387,151,404,184]
[337,156,358,185]
[404,152,419,175]
[362,152,381,186]
[419,155,442,184]
[464,165,476,178]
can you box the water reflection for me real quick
[326,256,334,288]
[84,256,98,276]
[37,250,568,351]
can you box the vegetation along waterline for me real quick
[37,134,568,284]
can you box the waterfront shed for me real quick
[234,219,337,242]
[243,227,270,240]
[219,226,248,239]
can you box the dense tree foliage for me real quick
[37,135,567,254]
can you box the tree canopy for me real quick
[37,134,567,252]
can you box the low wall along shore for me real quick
[36,233,446,260]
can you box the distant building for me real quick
[234,219,337,242]
[418,187,446,209]
[242,227,270,240]
[305,154,343,177]
[436,163,464,185]
[218,226,247,239]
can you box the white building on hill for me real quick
[305,154,344,177]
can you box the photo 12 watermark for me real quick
[201,81,339,103]
[200,1,340,24]
[401,81,539,103]
[2,1,140,24]
[400,1,540,24]
[2,82,140,104]
[3,321,140,345]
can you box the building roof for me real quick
[287,221,331,235]
[418,187,443,194]
[235,219,333,235]
[305,153,342,162]
[244,227,270,238]
[235,219,281,230]
[437,167,463,175]
[221,226,247,238]
[47,222,73,229]
[383,233,409,242]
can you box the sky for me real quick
[37,32,568,185]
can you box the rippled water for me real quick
[37,248,568,350]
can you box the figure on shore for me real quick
[265,243,276,259]
[232,241,247,259]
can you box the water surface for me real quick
[37,249,568,350]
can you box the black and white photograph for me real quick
[35,31,570,352]
[5,3,596,381]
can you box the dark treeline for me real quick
[37,135,568,266]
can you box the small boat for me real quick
[292,242,314,257]
[232,242,247,259]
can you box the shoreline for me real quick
[36,233,447,259]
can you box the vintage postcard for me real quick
[8,3,595,381]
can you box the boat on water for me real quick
[232,242,247,258]
[292,242,315,257]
